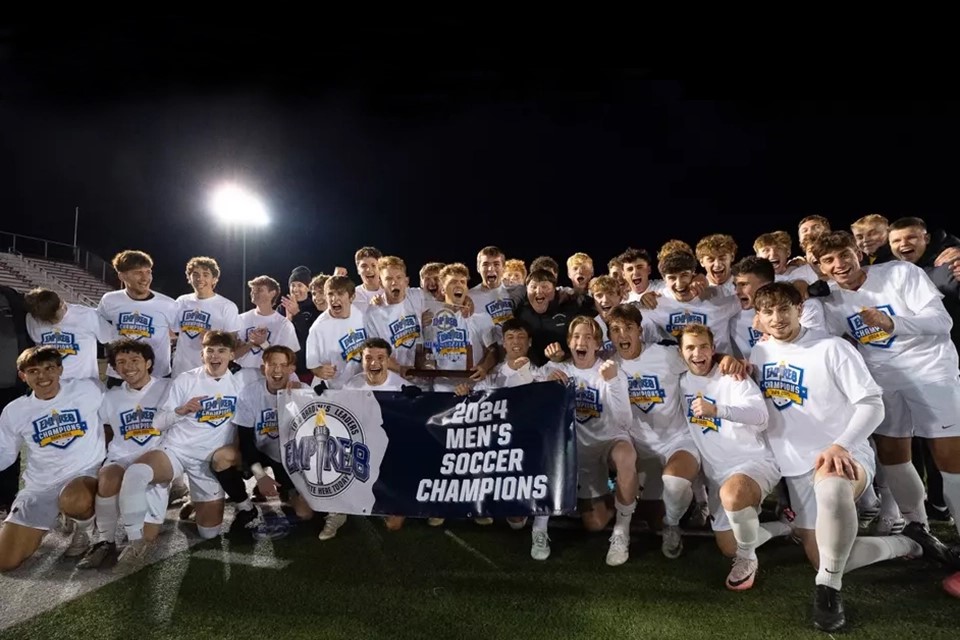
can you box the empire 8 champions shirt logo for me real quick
[32,409,88,449]
[118,311,156,339]
[181,309,212,339]
[338,329,367,363]
[760,361,809,410]
[847,305,896,348]
[41,330,79,359]
[666,310,707,336]
[196,395,237,427]
[257,407,279,439]
[628,374,666,413]
[118,405,160,445]
[574,382,602,424]
[388,315,420,350]
[484,299,514,325]
[684,393,721,432]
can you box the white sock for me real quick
[118,463,153,541]
[844,535,922,572]
[692,475,708,504]
[758,520,792,546]
[813,476,858,591]
[614,500,636,536]
[726,506,760,560]
[236,499,254,512]
[533,516,549,532]
[940,471,960,538]
[882,462,927,526]
[95,495,119,543]
[662,475,693,526]
[72,515,95,533]
[857,483,879,511]
[197,524,220,539]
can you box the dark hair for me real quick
[731,256,776,284]
[201,330,237,350]
[107,339,156,373]
[754,282,803,310]
[500,318,531,336]
[890,216,928,232]
[606,303,644,327]
[112,250,154,273]
[529,256,559,275]
[24,288,62,323]
[525,269,557,286]
[262,345,297,365]
[17,346,63,372]
[619,247,651,265]
[362,337,392,356]
[658,251,698,276]
[810,231,859,261]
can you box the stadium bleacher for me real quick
[0,251,112,305]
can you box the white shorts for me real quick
[4,466,100,531]
[163,447,224,503]
[103,455,170,525]
[577,436,631,500]
[633,431,700,467]
[706,459,781,532]
[784,444,876,530]
[876,380,960,439]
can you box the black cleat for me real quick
[925,500,955,526]
[902,521,960,570]
[812,584,845,632]
[229,506,259,535]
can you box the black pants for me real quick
[0,387,23,509]
[912,437,944,507]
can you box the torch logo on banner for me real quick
[285,400,371,498]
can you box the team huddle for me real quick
[2,212,960,633]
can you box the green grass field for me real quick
[2,514,957,640]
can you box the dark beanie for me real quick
[289,265,311,287]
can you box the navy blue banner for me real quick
[279,383,577,518]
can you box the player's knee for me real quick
[210,447,239,472]
[97,467,124,497]
[718,482,748,511]
[0,553,24,573]
[611,442,637,469]
[581,510,608,532]
[814,475,854,515]
[59,482,95,517]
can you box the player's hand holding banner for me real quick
[278,383,577,519]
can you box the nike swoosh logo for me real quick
[942,425,955,430]
[824,569,841,574]
[727,570,756,586]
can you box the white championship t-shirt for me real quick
[468,283,516,328]
[171,293,241,376]
[236,309,300,369]
[731,299,826,360]
[99,377,172,461]
[343,371,408,391]
[234,379,307,463]
[615,344,690,450]
[363,296,426,368]
[642,287,740,356]
[750,329,881,476]
[424,304,498,392]
[27,303,113,381]
[160,367,244,460]
[305,307,367,389]
[98,289,177,378]
[543,360,632,448]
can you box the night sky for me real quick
[2,20,959,305]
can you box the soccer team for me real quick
[1,213,960,632]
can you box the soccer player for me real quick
[0,347,104,571]
[753,231,819,283]
[363,257,425,374]
[566,252,595,297]
[798,214,831,246]
[469,246,515,326]
[545,316,635,566]
[309,274,330,313]
[696,234,738,295]
[306,275,367,390]
[730,256,825,360]
[118,331,249,555]
[25,288,113,381]
[236,276,300,375]
[590,275,622,353]
[750,282,929,631]
[607,255,624,280]
[812,232,960,595]
[642,252,740,356]
[419,262,445,302]
[78,340,171,568]
[502,259,527,288]
[171,257,241,377]
[678,324,780,590]
[851,214,893,265]
[234,346,315,541]
[281,266,319,382]
[619,248,656,303]
[421,263,498,391]
[353,246,385,311]
[98,250,177,384]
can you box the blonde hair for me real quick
[657,240,694,262]
[439,262,470,282]
[567,315,603,344]
[566,252,593,270]
[678,323,714,347]
[589,275,621,298]
[851,214,889,230]
[377,256,407,274]
[753,231,792,253]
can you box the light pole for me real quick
[209,184,269,311]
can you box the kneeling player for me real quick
[545,316,636,566]
[235,346,315,540]
[0,347,104,571]
[118,331,247,556]
[79,340,172,568]
[678,325,782,590]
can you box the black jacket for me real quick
[0,285,31,393]
[289,297,318,375]
[514,296,595,367]
[915,229,960,269]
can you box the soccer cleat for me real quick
[427,517,445,527]
[530,530,551,561]
[56,512,75,536]
[812,584,845,631]
[318,513,347,541]
[64,524,91,558]
[229,507,259,535]
[943,571,960,599]
[77,541,118,570]
[857,502,880,531]
[506,517,529,530]
[926,500,955,526]
[178,501,196,522]
[167,479,189,506]
[661,525,683,559]
[117,539,152,567]
[687,501,710,529]
[871,515,905,536]
[725,556,758,591]
[902,521,960,570]
[606,532,630,566]
[473,517,494,526]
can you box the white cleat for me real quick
[117,539,152,567]
[606,531,630,566]
[726,556,758,591]
[872,515,906,536]
[318,513,347,541]
[64,524,91,558]
[530,530,551,561]
[661,525,683,559]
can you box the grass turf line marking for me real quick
[443,530,503,572]
[190,549,292,569]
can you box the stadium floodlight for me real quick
[209,184,269,310]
